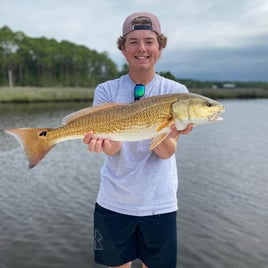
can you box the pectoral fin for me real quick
[156,118,174,132]
[150,134,169,150]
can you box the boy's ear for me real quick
[121,47,127,57]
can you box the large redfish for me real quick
[5,93,224,168]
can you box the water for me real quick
[0,99,268,268]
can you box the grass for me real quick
[0,86,268,103]
[0,87,94,103]
[190,88,268,99]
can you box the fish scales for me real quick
[57,94,177,138]
[5,93,225,168]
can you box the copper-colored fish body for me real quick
[5,93,225,168]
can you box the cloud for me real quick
[159,33,268,81]
[1,0,268,81]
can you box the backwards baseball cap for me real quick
[122,12,162,36]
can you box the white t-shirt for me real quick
[93,74,188,216]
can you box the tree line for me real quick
[158,71,268,89]
[0,26,267,89]
[0,26,119,87]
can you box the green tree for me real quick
[0,26,120,87]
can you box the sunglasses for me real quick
[134,84,145,101]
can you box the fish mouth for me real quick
[208,112,224,122]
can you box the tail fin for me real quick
[5,128,55,169]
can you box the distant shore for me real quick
[190,87,268,99]
[0,87,94,103]
[0,87,267,103]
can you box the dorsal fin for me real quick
[62,103,125,125]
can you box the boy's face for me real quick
[122,30,162,71]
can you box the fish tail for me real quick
[5,127,55,169]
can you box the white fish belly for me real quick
[95,124,170,142]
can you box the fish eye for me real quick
[207,102,213,107]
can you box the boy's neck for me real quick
[128,68,155,85]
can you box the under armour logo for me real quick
[94,229,103,250]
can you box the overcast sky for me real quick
[1,0,268,81]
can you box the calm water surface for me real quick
[0,99,268,268]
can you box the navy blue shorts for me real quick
[94,203,177,268]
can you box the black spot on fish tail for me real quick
[39,131,47,137]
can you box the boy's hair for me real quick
[117,34,167,51]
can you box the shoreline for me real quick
[0,87,267,103]
[0,87,94,103]
[190,87,268,99]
